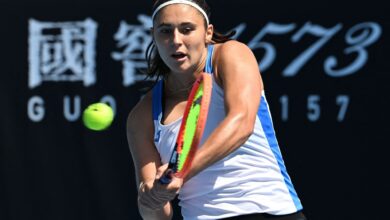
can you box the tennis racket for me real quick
[159,72,212,184]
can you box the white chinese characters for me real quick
[28,18,98,89]
[112,15,153,86]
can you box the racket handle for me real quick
[159,169,174,184]
[159,175,172,184]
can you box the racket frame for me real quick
[160,72,212,183]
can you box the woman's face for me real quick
[153,4,213,75]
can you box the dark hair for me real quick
[145,0,235,82]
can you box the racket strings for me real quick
[177,87,204,172]
[168,73,212,179]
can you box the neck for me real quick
[164,47,208,97]
[164,75,195,98]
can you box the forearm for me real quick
[185,113,254,181]
[138,200,172,220]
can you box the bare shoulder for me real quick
[213,40,260,84]
[126,90,153,137]
[214,40,254,61]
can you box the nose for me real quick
[171,29,183,46]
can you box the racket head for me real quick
[170,72,212,179]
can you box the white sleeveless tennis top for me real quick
[152,45,303,219]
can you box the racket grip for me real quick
[158,169,174,184]
[159,175,172,184]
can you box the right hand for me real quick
[138,164,183,211]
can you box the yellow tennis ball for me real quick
[82,103,114,131]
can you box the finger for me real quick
[150,183,177,202]
[150,184,172,201]
[143,181,154,192]
[156,163,169,179]
[167,175,183,194]
[139,192,165,210]
[139,197,160,211]
[138,182,166,209]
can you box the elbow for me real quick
[231,113,255,143]
[241,122,255,143]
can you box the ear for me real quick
[205,24,214,43]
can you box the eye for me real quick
[181,27,194,34]
[159,27,172,34]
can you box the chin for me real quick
[169,63,193,74]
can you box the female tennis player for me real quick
[126,0,306,219]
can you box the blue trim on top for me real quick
[204,44,214,74]
[152,80,163,121]
[152,44,213,134]
[154,44,213,120]
[257,96,303,211]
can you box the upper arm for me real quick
[126,92,162,187]
[214,41,263,128]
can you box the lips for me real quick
[171,52,187,61]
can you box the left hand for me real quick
[138,164,183,211]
